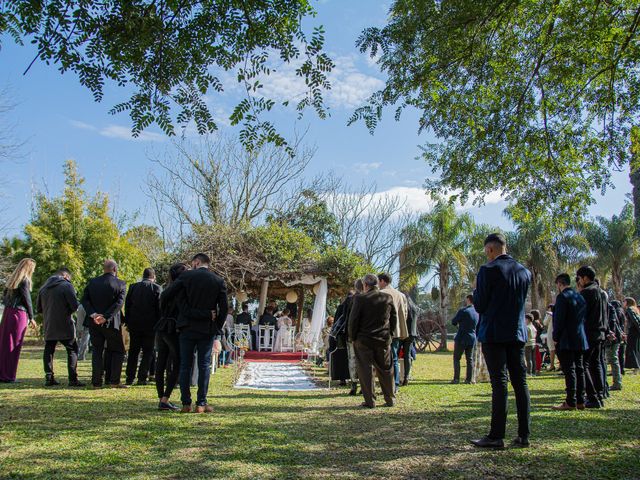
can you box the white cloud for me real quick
[70,120,165,142]
[100,125,165,142]
[257,54,384,109]
[353,161,382,174]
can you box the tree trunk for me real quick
[530,268,540,313]
[630,126,640,236]
[438,262,449,351]
[612,263,624,301]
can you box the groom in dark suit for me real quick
[161,253,228,413]
[471,233,532,449]
[81,259,127,388]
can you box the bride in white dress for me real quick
[273,309,293,352]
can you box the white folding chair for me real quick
[280,326,297,353]
[258,325,275,352]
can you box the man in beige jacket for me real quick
[378,273,409,391]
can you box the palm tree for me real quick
[506,219,560,312]
[401,199,474,351]
[586,203,637,300]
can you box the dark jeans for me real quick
[126,330,155,384]
[179,329,214,406]
[43,339,79,381]
[482,341,531,440]
[156,332,180,399]
[453,342,474,383]
[89,325,125,386]
[391,337,415,385]
[584,343,604,403]
[524,345,536,375]
[556,349,585,406]
[600,344,609,397]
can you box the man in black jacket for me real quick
[37,267,84,387]
[348,274,397,409]
[81,260,127,388]
[550,273,589,410]
[124,268,162,386]
[576,266,606,408]
[161,253,227,413]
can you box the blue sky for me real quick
[0,0,630,238]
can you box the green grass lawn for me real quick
[1,340,639,480]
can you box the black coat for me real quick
[552,287,589,351]
[405,294,420,338]
[579,282,606,346]
[348,287,397,346]
[36,275,79,341]
[3,280,34,319]
[259,313,277,328]
[160,267,228,335]
[81,273,127,329]
[235,312,252,326]
[473,254,531,344]
[124,279,162,333]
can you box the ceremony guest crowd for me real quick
[0,236,639,438]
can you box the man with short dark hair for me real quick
[161,253,227,413]
[551,273,589,411]
[576,266,607,408]
[348,274,397,408]
[236,303,252,326]
[451,294,478,384]
[124,268,162,385]
[81,260,128,388]
[471,233,531,449]
[37,267,84,387]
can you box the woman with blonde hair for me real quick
[623,297,640,374]
[0,258,36,382]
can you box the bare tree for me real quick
[146,133,316,241]
[326,180,414,274]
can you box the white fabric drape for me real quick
[310,278,328,344]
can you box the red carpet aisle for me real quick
[242,351,308,363]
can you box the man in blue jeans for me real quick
[160,253,228,413]
[472,233,532,449]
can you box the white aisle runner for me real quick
[235,362,321,391]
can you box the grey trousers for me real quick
[347,341,358,383]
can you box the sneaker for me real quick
[158,401,179,411]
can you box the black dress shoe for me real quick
[360,402,375,409]
[348,383,358,396]
[511,437,530,448]
[471,436,505,449]
[450,379,460,384]
[68,380,86,387]
[136,380,148,386]
[585,400,602,409]
[45,376,60,387]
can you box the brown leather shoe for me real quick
[576,403,585,410]
[195,405,214,413]
[551,402,576,411]
[180,405,192,413]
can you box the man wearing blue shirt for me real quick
[471,233,532,449]
[451,295,478,384]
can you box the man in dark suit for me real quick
[81,259,127,388]
[551,273,589,410]
[37,267,84,387]
[161,253,227,413]
[235,303,252,326]
[348,274,397,409]
[124,268,162,386]
[451,294,478,384]
[576,266,607,408]
[472,233,532,449]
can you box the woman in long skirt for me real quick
[623,297,640,373]
[0,258,37,382]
